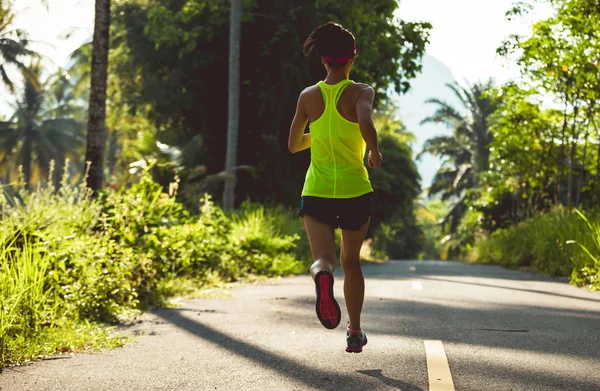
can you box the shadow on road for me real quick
[275,261,600,390]
[278,294,600,359]
[420,276,600,304]
[357,369,425,391]
[153,308,422,391]
[361,260,567,283]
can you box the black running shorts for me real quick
[298,192,373,231]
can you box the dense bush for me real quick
[471,207,600,290]
[0,169,307,368]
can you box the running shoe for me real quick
[346,324,368,353]
[314,271,341,329]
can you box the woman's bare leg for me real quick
[303,214,336,279]
[340,219,370,331]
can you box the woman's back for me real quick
[301,80,373,198]
[303,81,368,124]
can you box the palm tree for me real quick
[85,0,110,193]
[420,79,498,231]
[67,41,92,102]
[0,61,85,188]
[223,0,242,212]
[0,2,33,91]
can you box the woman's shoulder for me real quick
[349,82,374,92]
[345,82,374,102]
[299,84,322,101]
[301,84,322,93]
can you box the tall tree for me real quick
[110,0,431,205]
[499,0,600,205]
[0,62,85,187]
[85,0,110,192]
[0,1,33,91]
[420,80,499,231]
[223,0,241,212]
[368,108,423,258]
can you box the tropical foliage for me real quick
[0,0,432,368]
[420,80,499,234]
[0,61,85,187]
[108,0,431,206]
[0,1,32,91]
[0,167,307,368]
[421,0,600,288]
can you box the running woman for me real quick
[288,22,382,353]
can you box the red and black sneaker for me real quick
[314,271,341,329]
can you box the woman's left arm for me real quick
[288,91,311,153]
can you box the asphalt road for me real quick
[2,260,600,391]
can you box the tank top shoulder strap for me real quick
[317,80,354,109]
[334,79,353,105]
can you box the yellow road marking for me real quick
[412,281,423,290]
[424,340,456,391]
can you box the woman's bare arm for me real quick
[356,86,382,167]
[288,91,312,153]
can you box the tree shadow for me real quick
[153,308,424,391]
[419,276,600,304]
[361,260,568,282]
[277,294,600,360]
[357,369,425,391]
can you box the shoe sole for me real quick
[346,334,368,353]
[315,271,341,329]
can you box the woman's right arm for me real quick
[356,86,382,168]
[288,91,311,153]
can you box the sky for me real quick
[0,0,554,117]
[396,0,554,84]
[0,0,94,117]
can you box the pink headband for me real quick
[324,43,357,63]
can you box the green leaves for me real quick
[0,1,35,92]
[369,109,423,258]
[0,60,87,186]
[110,0,430,205]
[421,80,499,227]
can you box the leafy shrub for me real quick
[569,210,600,290]
[232,203,305,276]
[0,167,308,368]
[472,207,600,289]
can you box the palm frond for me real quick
[0,63,13,91]
[421,98,465,126]
[453,163,473,189]
[420,135,470,159]
[445,82,472,111]
[440,195,468,232]
[34,128,59,163]
[0,129,20,161]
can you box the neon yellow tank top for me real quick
[301,80,373,198]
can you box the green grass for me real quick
[0,168,311,368]
[0,233,127,368]
[1,321,127,367]
[471,206,600,290]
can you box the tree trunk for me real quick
[85,0,110,193]
[22,122,33,190]
[595,120,600,203]
[597,140,600,203]
[223,0,242,212]
[576,112,591,206]
[567,105,579,206]
[558,103,569,204]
